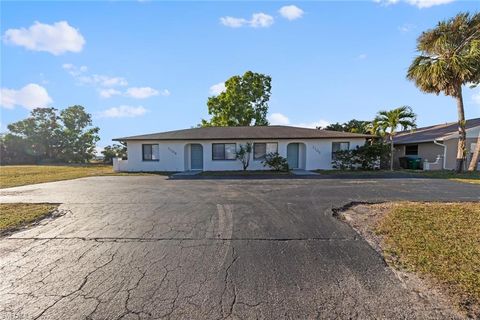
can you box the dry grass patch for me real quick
[0,165,114,188]
[417,170,480,185]
[0,165,167,189]
[315,169,480,184]
[0,203,58,235]
[374,202,480,316]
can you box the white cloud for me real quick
[80,74,128,87]
[294,120,330,129]
[279,5,304,20]
[220,13,274,28]
[398,23,416,33]
[62,63,74,70]
[62,63,88,76]
[99,88,122,98]
[3,21,85,55]
[63,63,128,88]
[98,105,147,118]
[125,87,159,99]
[356,53,368,60]
[373,0,455,8]
[160,89,171,96]
[250,13,274,28]
[373,0,400,4]
[63,63,168,99]
[1,83,52,110]
[209,82,226,95]
[220,16,249,28]
[405,0,455,8]
[268,113,290,125]
[268,112,329,128]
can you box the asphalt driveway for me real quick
[0,176,478,319]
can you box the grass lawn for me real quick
[0,203,58,235]
[0,165,169,189]
[315,169,400,176]
[375,202,480,314]
[316,169,480,184]
[417,170,480,185]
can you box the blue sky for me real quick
[1,0,479,148]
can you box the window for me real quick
[254,143,278,160]
[142,144,159,161]
[332,142,350,159]
[405,145,418,156]
[212,143,236,160]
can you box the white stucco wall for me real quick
[120,138,367,172]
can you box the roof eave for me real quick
[113,135,372,141]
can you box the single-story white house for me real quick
[112,126,371,172]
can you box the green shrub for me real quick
[262,152,289,171]
[332,142,390,170]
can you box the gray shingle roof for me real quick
[113,126,372,141]
[393,118,480,144]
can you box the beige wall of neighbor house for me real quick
[114,138,367,172]
[418,143,446,162]
[443,137,479,170]
[394,125,480,170]
[393,142,444,168]
[394,139,479,170]
[441,126,480,170]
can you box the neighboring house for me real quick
[393,118,480,170]
[112,126,370,172]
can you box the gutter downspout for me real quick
[433,139,447,169]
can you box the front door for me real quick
[190,144,203,170]
[287,143,299,169]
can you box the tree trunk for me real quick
[390,135,394,171]
[455,88,467,173]
[468,134,480,171]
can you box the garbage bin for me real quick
[408,158,422,170]
[399,157,409,169]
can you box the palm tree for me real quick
[407,12,480,173]
[367,118,384,137]
[468,135,480,171]
[374,106,417,171]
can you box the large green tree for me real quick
[3,106,99,164]
[7,108,61,161]
[202,71,271,126]
[374,106,417,171]
[58,105,100,162]
[407,12,480,172]
[0,134,36,164]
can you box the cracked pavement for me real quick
[0,176,479,319]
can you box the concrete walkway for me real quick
[171,170,202,177]
[291,169,320,176]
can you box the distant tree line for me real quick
[319,120,372,134]
[101,142,127,164]
[0,106,99,165]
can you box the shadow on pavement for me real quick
[168,172,434,180]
